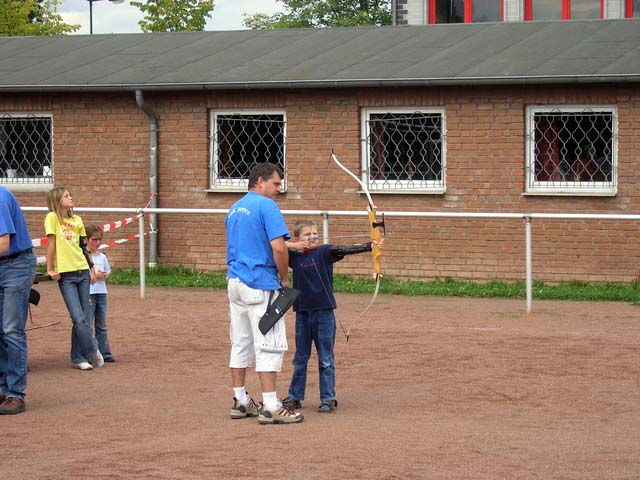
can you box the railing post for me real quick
[524,215,532,313]
[139,215,145,299]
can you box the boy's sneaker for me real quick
[230,397,260,419]
[281,397,302,410]
[318,399,338,413]
[258,402,304,425]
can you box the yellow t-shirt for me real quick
[44,212,89,273]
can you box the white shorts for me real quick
[227,278,288,372]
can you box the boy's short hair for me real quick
[85,224,103,238]
[293,219,316,237]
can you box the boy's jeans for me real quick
[58,270,99,364]
[288,309,336,403]
[89,293,112,359]
[0,251,36,400]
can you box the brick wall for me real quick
[5,84,640,284]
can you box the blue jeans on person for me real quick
[58,270,99,365]
[288,309,336,403]
[0,251,36,400]
[89,293,112,360]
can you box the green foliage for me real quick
[130,0,215,32]
[0,0,79,36]
[109,266,640,303]
[243,0,391,29]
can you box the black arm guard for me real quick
[329,242,373,257]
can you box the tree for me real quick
[130,0,215,32]
[243,0,391,29]
[0,0,80,36]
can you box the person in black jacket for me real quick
[283,219,383,413]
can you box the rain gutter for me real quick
[2,74,640,93]
[135,89,158,268]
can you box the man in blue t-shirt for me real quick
[0,186,37,414]
[225,163,303,425]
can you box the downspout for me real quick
[391,0,397,25]
[135,89,158,268]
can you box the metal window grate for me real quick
[211,113,286,190]
[0,113,53,185]
[366,112,445,191]
[528,108,616,191]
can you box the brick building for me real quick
[1,20,640,283]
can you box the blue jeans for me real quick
[58,270,99,364]
[288,309,336,403]
[89,293,112,359]
[0,251,36,400]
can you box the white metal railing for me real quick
[23,206,640,311]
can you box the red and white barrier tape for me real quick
[31,194,156,248]
[98,232,149,250]
[36,232,150,265]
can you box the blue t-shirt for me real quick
[289,244,341,312]
[225,191,290,290]
[0,186,32,255]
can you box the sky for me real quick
[58,0,282,35]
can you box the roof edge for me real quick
[1,74,639,93]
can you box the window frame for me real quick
[361,107,447,195]
[524,0,603,20]
[428,0,504,22]
[427,0,606,21]
[525,105,618,196]
[208,110,287,192]
[626,0,640,16]
[0,112,54,192]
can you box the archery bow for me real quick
[330,149,385,340]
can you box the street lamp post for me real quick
[87,0,125,34]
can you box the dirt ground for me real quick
[3,283,639,479]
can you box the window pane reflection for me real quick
[532,0,562,20]
[473,0,501,21]
[571,0,600,18]
[436,0,464,22]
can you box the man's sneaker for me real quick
[230,397,260,419]
[74,362,93,370]
[0,397,26,415]
[282,397,302,410]
[318,399,338,413]
[258,402,304,425]
[90,350,104,368]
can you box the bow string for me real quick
[330,149,385,340]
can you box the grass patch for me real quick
[110,265,227,289]
[108,266,640,302]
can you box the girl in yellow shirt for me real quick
[45,187,103,371]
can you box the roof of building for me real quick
[1,19,639,92]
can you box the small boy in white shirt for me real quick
[86,225,115,362]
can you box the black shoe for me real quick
[104,357,115,363]
[318,399,338,413]
[282,397,302,410]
